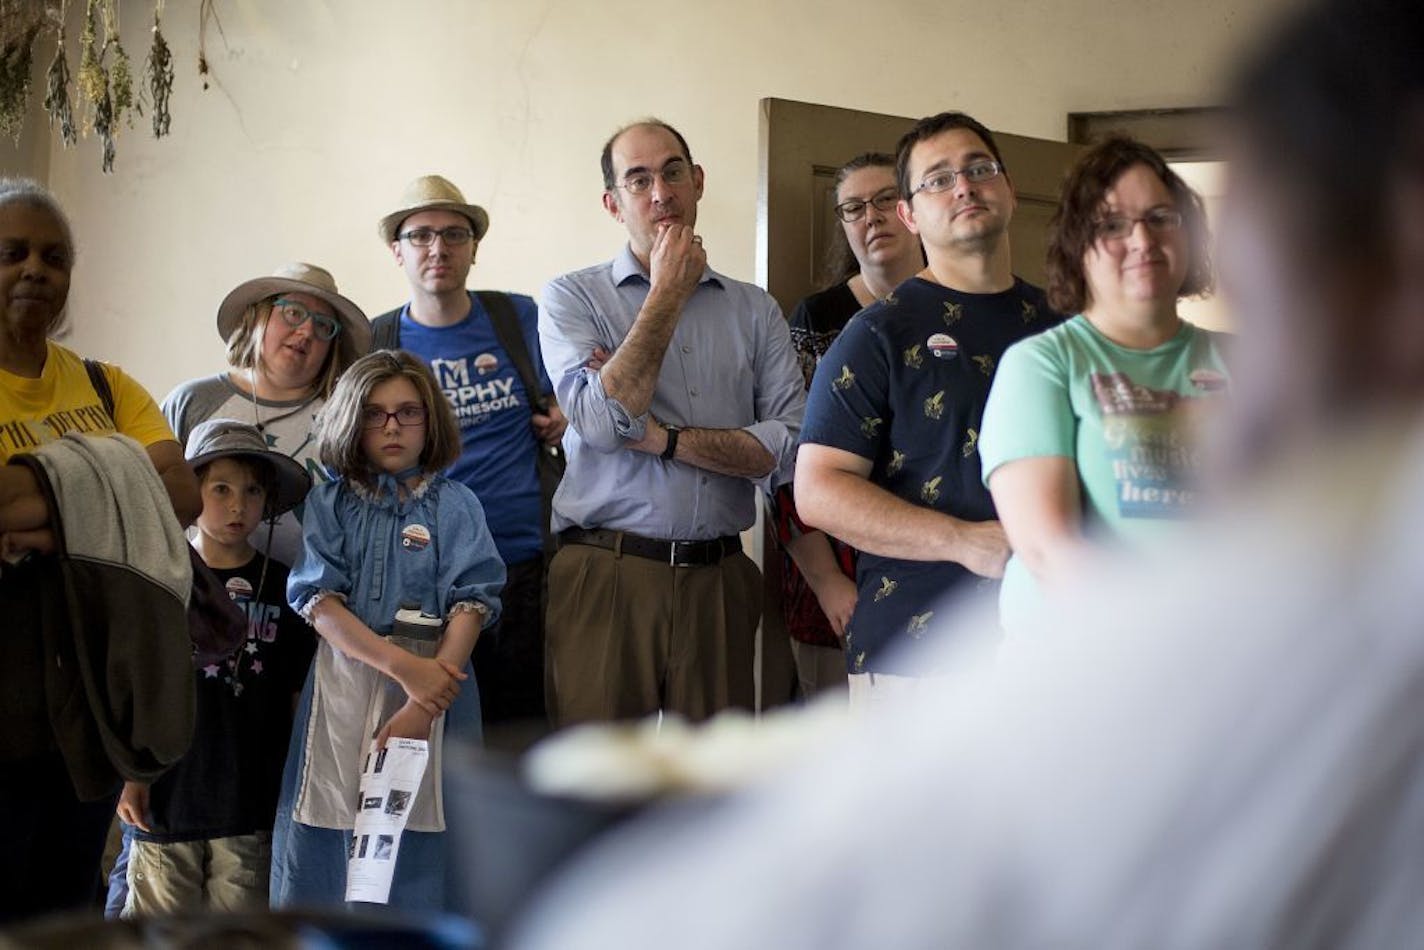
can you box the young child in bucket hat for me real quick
[113,419,316,916]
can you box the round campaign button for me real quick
[401,523,432,551]
[1189,368,1227,392]
[225,576,254,602]
[927,333,960,360]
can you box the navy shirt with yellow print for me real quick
[799,276,1060,674]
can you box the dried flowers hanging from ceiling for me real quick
[5,0,185,172]
[0,2,44,143]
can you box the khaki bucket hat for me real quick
[215,262,371,373]
[378,175,490,245]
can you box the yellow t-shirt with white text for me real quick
[0,341,175,463]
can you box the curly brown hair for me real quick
[1045,135,1213,315]
[316,349,461,484]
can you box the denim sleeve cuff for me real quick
[298,589,347,625]
[447,600,490,622]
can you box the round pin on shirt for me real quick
[225,575,255,602]
[927,333,960,359]
[1189,368,1228,392]
[401,523,432,551]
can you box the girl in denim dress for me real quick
[272,350,505,911]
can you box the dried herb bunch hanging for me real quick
[75,0,102,105]
[44,2,77,147]
[103,0,135,128]
[76,0,130,172]
[0,4,43,144]
[142,0,171,137]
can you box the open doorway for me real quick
[1171,160,1229,332]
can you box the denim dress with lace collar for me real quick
[285,472,504,833]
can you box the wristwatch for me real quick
[661,425,682,461]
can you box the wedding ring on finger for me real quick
[692,235,703,245]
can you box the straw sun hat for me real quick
[215,262,371,370]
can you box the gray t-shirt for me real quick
[162,373,326,565]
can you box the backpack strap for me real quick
[477,291,550,415]
[83,358,117,422]
[369,307,403,352]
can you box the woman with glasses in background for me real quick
[770,153,924,699]
[979,136,1229,632]
[161,263,370,564]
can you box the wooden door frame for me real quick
[1067,107,1228,161]
[758,97,1083,317]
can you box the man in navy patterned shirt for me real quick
[796,112,1060,701]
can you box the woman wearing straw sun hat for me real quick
[161,263,370,565]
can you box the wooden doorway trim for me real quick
[1067,107,1228,161]
[759,97,1083,317]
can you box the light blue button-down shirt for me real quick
[539,245,805,541]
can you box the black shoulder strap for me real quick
[83,358,116,422]
[370,307,403,352]
[477,291,549,414]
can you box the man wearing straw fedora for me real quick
[538,119,805,726]
[373,174,566,741]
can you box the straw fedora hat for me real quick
[185,418,312,517]
[378,175,490,245]
[215,262,371,372]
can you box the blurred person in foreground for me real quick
[508,0,1424,946]
[980,136,1230,632]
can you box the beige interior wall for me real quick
[14,0,1300,398]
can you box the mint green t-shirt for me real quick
[979,315,1230,629]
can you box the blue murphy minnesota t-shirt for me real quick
[800,276,1060,673]
[398,291,553,565]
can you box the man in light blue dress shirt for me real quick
[538,119,805,726]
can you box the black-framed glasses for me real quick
[913,160,1002,196]
[613,162,690,196]
[360,405,427,430]
[1095,208,1184,241]
[271,298,341,341]
[398,226,475,247]
[834,189,900,223]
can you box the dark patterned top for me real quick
[788,282,861,389]
[775,282,864,647]
[799,276,1060,673]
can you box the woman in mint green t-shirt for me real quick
[980,137,1229,630]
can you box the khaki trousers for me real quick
[546,542,762,727]
[122,832,270,917]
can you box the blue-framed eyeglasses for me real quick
[271,298,341,341]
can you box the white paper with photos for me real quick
[345,737,430,904]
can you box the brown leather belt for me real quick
[559,527,741,568]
